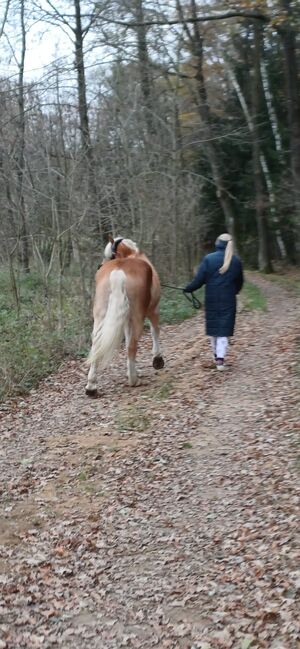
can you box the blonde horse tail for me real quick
[88,269,129,367]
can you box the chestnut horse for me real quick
[85,237,164,396]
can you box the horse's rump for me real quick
[117,257,153,313]
[96,255,155,315]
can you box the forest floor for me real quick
[0,274,299,649]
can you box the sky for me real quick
[0,1,73,83]
[0,0,126,105]
[25,26,72,78]
[0,0,189,91]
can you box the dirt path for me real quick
[0,276,299,649]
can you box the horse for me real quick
[85,236,165,396]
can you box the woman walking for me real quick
[183,234,244,370]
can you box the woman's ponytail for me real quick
[217,233,233,274]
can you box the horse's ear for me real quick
[108,235,114,243]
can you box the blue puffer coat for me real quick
[184,241,244,336]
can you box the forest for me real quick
[0,0,299,397]
[1,6,300,646]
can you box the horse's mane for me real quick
[104,236,140,261]
[120,238,139,253]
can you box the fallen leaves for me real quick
[0,275,299,648]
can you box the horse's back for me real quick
[118,256,153,312]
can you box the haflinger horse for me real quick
[85,236,165,396]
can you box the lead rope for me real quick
[160,283,202,310]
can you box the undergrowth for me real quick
[159,286,204,324]
[0,268,91,401]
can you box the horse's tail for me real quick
[88,269,129,368]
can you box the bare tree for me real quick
[16,0,30,272]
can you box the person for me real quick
[183,233,244,370]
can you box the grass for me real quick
[263,269,300,296]
[242,281,267,311]
[159,286,203,324]
[151,380,174,401]
[0,267,91,401]
[115,404,150,433]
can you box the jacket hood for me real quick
[215,240,228,251]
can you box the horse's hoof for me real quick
[85,388,98,398]
[153,355,164,370]
[128,377,140,387]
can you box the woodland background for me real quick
[0,0,299,397]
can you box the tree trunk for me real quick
[17,0,30,272]
[134,0,154,135]
[74,0,91,153]
[73,0,108,241]
[226,62,286,259]
[251,23,272,272]
[278,0,300,258]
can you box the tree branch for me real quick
[99,10,269,29]
[0,0,11,40]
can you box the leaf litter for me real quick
[0,275,299,648]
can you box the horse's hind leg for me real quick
[125,322,142,386]
[86,358,98,397]
[85,321,100,397]
[148,309,164,370]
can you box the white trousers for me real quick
[210,336,229,359]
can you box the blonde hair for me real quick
[217,233,233,274]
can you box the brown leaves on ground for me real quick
[0,275,299,649]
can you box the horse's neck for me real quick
[120,250,152,268]
[118,244,140,258]
[137,252,149,263]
